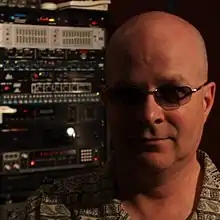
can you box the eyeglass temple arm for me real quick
[192,81,209,92]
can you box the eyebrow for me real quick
[112,74,190,89]
[154,73,190,85]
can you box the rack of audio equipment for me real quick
[0,4,110,207]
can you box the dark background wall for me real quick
[108,0,220,167]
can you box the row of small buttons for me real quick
[2,93,99,99]
[1,98,100,104]
[1,93,100,104]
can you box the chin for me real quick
[137,151,177,171]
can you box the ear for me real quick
[203,82,216,122]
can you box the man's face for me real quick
[104,30,215,171]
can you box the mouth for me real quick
[128,137,172,154]
[140,138,168,143]
[128,137,172,145]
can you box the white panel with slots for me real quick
[0,24,105,50]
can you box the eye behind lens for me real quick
[155,86,193,110]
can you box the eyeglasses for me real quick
[105,81,208,110]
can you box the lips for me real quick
[136,137,168,141]
[142,138,167,141]
[127,134,174,144]
[128,136,171,147]
[138,137,168,144]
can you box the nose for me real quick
[141,94,165,124]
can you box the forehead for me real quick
[106,26,203,88]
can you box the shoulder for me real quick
[196,151,220,218]
[199,150,220,190]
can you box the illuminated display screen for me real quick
[9,13,27,23]
[35,149,76,158]
[39,16,56,25]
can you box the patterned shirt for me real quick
[8,151,220,220]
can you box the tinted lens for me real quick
[108,87,144,105]
[155,86,192,108]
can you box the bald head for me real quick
[105,11,208,87]
[104,12,216,178]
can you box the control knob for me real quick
[21,153,28,159]
[13,163,20,170]
[66,127,76,138]
[80,53,87,60]
[4,164,11,171]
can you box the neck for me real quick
[115,153,202,202]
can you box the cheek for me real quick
[168,105,204,149]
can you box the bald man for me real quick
[8,11,220,220]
